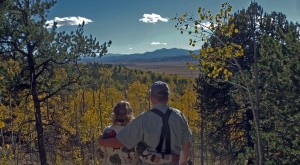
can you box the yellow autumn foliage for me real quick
[0,121,5,128]
[175,2,245,81]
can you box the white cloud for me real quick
[150,42,167,45]
[187,22,215,30]
[139,13,168,24]
[128,47,133,50]
[46,16,93,28]
[200,22,212,30]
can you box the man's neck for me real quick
[152,103,168,108]
[113,122,127,126]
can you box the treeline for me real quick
[1,0,300,165]
[175,2,300,165]
[0,63,199,164]
[0,1,199,164]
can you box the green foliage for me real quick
[258,29,300,164]
[0,0,111,164]
[175,1,300,164]
[195,74,247,163]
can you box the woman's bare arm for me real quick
[98,137,124,148]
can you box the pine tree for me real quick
[0,1,111,164]
[174,2,299,164]
[258,25,300,164]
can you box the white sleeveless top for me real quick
[99,125,139,165]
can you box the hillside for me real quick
[81,48,199,77]
[82,48,198,63]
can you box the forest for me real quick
[1,62,198,164]
[1,0,300,165]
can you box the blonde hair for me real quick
[111,101,134,125]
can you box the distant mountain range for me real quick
[81,48,198,63]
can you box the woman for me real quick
[99,101,139,165]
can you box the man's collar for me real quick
[151,103,168,110]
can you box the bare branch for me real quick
[39,79,78,102]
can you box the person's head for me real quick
[111,101,134,125]
[149,81,170,105]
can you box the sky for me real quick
[47,0,300,54]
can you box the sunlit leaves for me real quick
[200,43,243,80]
[0,62,198,163]
[171,88,199,132]
[81,107,100,143]
[174,2,244,81]
[0,121,5,128]
[127,81,149,114]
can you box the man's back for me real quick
[141,105,191,155]
[116,104,191,157]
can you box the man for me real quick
[99,81,192,165]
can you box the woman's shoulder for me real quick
[102,126,116,139]
[102,125,125,139]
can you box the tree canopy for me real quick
[175,2,300,164]
[0,0,111,164]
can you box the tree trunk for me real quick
[28,53,48,165]
[200,107,204,165]
[251,3,263,163]
[98,87,103,131]
[10,94,15,155]
[80,89,85,164]
[31,77,47,164]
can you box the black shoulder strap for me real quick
[150,108,173,154]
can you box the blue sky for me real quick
[47,0,300,54]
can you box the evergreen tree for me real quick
[258,25,300,164]
[196,74,246,164]
[0,1,111,164]
[175,2,299,164]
